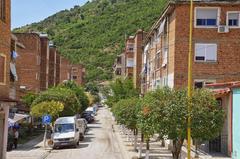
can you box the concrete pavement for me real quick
[46,107,125,159]
[7,134,51,159]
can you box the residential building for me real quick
[124,36,135,78]
[0,0,17,158]
[55,51,61,85]
[39,34,49,91]
[71,64,85,86]
[14,33,41,97]
[141,0,240,156]
[133,29,146,89]
[113,53,125,77]
[48,45,57,87]
[114,29,146,89]
[206,81,240,158]
[60,57,71,83]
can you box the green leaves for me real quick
[31,101,64,119]
[14,0,168,82]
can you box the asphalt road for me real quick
[46,107,124,159]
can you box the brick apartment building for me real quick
[0,0,18,158]
[124,36,135,78]
[49,45,57,87]
[55,51,61,85]
[133,29,146,89]
[60,56,85,86]
[113,53,125,77]
[71,64,85,86]
[141,0,240,156]
[14,33,41,97]
[39,34,49,91]
[114,30,146,89]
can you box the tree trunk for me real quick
[134,129,138,152]
[161,139,165,147]
[139,133,144,158]
[195,140,199,158]
[171,139,184,159]
[145,138,150,159]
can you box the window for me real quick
[195,43,217,62]
[195,8,219,27]
[194,80,215,89]
[0,0,6,21]
[72,76,77,80]
[0,54,6,84]
[116,68,121,75]
[227,12,240,27]
[162,48,168,67]
[155,51,160,69]
[72,67,78,73]
[37,55,41,65]
[127,44,134,52]
[126,58,134,67]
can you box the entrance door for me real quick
[209,135,221,152]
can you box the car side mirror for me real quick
[76,128,79,132]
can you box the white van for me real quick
[53,117,80,149]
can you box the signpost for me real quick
[42,115,52,149]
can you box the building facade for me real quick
[14,33,41,97]
[142,0,240,94]
[0,0,17,158]
[141,0,240,157]
[48,46,57,87]
[39,34,49,91]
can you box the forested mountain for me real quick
[15,0,167,82]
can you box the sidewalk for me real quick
[7,134,51,159]
[114,124,231,159]
[114,124,172,159]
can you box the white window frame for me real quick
[126,58,134,67]
[194,79,216,88]
[194,43,217,62]
[194,7,220,28]
[227,11,240,28]
[0,53,6,85]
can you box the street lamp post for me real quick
[187,0,194,159]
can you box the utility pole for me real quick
[187,0,193,159]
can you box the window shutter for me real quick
[197,8,218,19]
[195,44,206,61]
[206,44,217,61]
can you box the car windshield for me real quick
[55,124,74,133]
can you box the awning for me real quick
[8,113,30,126]
[212,88,231,97]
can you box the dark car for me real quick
[81,112,94,123]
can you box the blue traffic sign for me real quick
[42,115,52,124]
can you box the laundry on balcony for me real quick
[10,62,18,81]
[157,18,166,36]
[8,113,30,128]
[11,51,19,59]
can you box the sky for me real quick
[11,0,88,29]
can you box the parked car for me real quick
[53,117,80,149]
[81,112,94,123]
[76,118,87,141]
[86,107,97,116]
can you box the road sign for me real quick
[42,115,52,124]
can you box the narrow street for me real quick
[46,107,124,159]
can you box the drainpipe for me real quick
[230,91,233,157]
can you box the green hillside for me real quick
[14,0,167,82]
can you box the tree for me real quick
[60,81,89,111]
[112,98,140,151]
[31,101,64,120]
[32,87,81,116]
[140,88,224,159]
[107,78,139,107]
[22,92,37,108]
[85,82,99,95]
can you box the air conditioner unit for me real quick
[218,25,229,33]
